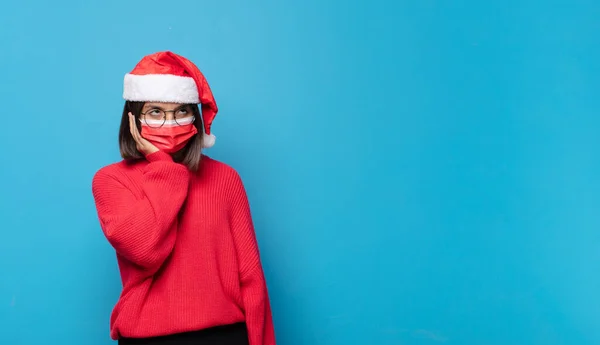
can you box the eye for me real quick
[147,109,163,117]
[176,108,190,117]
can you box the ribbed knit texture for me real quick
[91,151,276,345]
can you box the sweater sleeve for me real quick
[228,170,276,345]
[92,151,190,272]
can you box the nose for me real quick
[165,110,177,121]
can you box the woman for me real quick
[92,51,276,345]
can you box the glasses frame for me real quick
[140,106,196,128]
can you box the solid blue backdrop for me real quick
[1,0,600,344]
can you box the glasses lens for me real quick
[142,114,165,128]
[175,115,195,126]
[142,109,165,128]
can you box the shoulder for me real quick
[199,155,243,182]
[198,155,247,197]
[91,160,138,191]
[93,160,131,179]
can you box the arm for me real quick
[228,170,276,345]
[92,151,190,272]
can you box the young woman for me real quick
[92,51,276,345]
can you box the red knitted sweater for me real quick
[91,150,275,344]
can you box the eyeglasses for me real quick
[140,106,196,128]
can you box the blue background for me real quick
[1,0,599,344]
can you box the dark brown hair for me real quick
[118,101,204,172]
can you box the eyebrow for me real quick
[143,104,191,110]
[143,104,166,110]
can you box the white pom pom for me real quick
[203,133,216,148]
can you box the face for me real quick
[140,102,195,128]
[135,102,199,154]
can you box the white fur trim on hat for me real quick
[123,73,199,103]
[203,133,216,148]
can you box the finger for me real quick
[129,112,140,142]
[128,112,136,138]
[134,122,149,147]
[130,114,153,151]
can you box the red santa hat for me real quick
[123,51,218,148]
